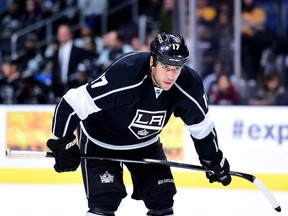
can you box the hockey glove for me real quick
[47,134,80,173]
[200,150,231,186]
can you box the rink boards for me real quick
[0,105,287,191]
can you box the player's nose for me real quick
[167,72,176,81]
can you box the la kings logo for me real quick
[129,109,166,139]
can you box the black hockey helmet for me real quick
[150,32,189,67]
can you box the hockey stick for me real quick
[5,149,281,212]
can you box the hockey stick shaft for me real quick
[5,149,281,212]
[5,149,150,164]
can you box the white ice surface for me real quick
[0,184,287,216]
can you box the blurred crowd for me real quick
[0,0,288,105]
[196,0,288,106]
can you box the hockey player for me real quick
[47,32,231,216]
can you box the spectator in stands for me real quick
[17,69,50,104]
[43,39,58,80]
[0,58,22,104]
[215,2,234,75]
[130,34,151,52]
[73,59,94,86]
[196,23,219,78]
[74,25,100,77]
[203,59,226,93]
[158,0,175,33]
[76,35,99,78]
[196,0,217,26]
[96,30,133,72]
[51,23,88,102]
[44,39,58,59]
[248,72,286,106]
[241,0,270,81]
[241,0,267,37]
[82,35,97,58]
[74,24,103,55]
[17,33,44,74]
[208,73,241,105]
[0,0,22,56]
[21,0,42,27]
[259,37,288,89]
[0,58,49,104]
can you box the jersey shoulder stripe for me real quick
[175,83,205,116]
[92,75,147,101]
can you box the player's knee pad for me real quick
[147,207,174,216]
[86,207,115,216]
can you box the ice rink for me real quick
[1,183,287,216]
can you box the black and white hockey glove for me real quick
[47,134,80,173]
[200,150,231,186]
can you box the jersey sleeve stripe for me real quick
[184,111,215,139]
[52,97,64,138]
[175,83,216,139]
[64,84,101,120]
[175,83,205,116]
[92,75,148,101]
[52,97,79,138]
[212,128,219,152]
[62,111,76,137]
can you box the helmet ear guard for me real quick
[150,32,189,67]
[151,54,157,67]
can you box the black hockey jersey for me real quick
[52,52,219,160]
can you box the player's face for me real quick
[150,58,182,91]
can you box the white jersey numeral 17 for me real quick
[91,76,108,88]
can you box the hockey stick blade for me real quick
[6,149,281,212]
[144,159,281,212]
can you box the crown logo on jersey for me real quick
[137,129,149,136]
[99,171,114,183]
